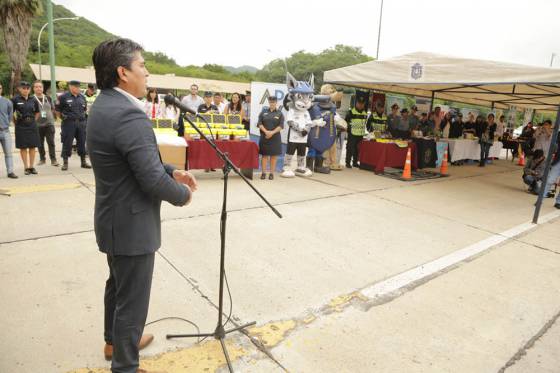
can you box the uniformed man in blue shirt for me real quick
[55,80,91,170]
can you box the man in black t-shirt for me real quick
[197,91,219,113]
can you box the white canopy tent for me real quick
[324,52,560,223]
[324,52,560,111]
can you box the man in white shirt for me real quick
[213,92,227,113]
[181,84,204,113]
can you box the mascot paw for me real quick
[281,169,296,178]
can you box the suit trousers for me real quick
[104,253,154,373]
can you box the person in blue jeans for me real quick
[541,135,560,209]
[0,83,17,179]
[476,113,497,167]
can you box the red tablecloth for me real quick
[359,141,418,173]
[187,140,259,170]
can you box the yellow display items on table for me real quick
[226,114,242,125]
[374,138,409,148]
[152,118,177,135]
[233,129,249,140]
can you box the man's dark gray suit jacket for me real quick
[87,88,189,256]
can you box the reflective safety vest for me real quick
[370,111,388,132]
[85,92,98,114]
[349,108,368,136]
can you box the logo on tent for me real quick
[411,63,423,80]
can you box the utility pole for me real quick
[47,0,56,103]
[376,0,384,60]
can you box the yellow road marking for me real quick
[0,183,82,196]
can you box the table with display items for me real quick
[186,140,259,178]
[442,138,503,162]
[358,140,418,173]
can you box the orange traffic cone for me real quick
[440,147,449,176]
[402,147,412,180]
[517,144,525,166]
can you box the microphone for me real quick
[165,94,197,115]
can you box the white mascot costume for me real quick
[281,72,314,178]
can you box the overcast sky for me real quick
[53,0,560,69]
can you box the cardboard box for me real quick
[158,144,187,170]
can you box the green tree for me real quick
[0,0,42,94]
[256,44,373,87]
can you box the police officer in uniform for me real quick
[12,81,41,175]
[84,83,98,114]
[345,92,368,168]
[258,95,284,180]
[367,100,388,136]
[56,80,91,170]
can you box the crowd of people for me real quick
[0,80,254,178]
[344,98,509,168]
[142,84,251,128]
[0,79,557,207]
[0,79,93,178]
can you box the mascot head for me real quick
[285,72,314,111]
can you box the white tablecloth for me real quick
[442,139,503,161]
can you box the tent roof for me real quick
[323,52,560,111]
[29,64,250,94]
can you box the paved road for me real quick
[0,142,558,373]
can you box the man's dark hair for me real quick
[544,119,552,125]
[87,83,96,90]
[191,84,199,89]
[92,38,143,90]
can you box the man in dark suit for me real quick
[88,38,198,373]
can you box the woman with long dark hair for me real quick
[223,92,245,117]
[144,88,161,119]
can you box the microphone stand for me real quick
[166,112,282,373]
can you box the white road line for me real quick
[361,210,560,300]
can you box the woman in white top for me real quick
[161,95,180,123]
[144,88,162,119]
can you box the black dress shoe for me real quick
[260,173,266,180]
[269,173,274,180]
[555,203,560,209]
[24,168,31,175]
[30,168,38,175]
[345,164,352,169]
[7,173,18,179]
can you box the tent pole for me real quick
[532,105,560,223]
[429,91,435,112]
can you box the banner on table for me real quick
[250,82,289,143]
